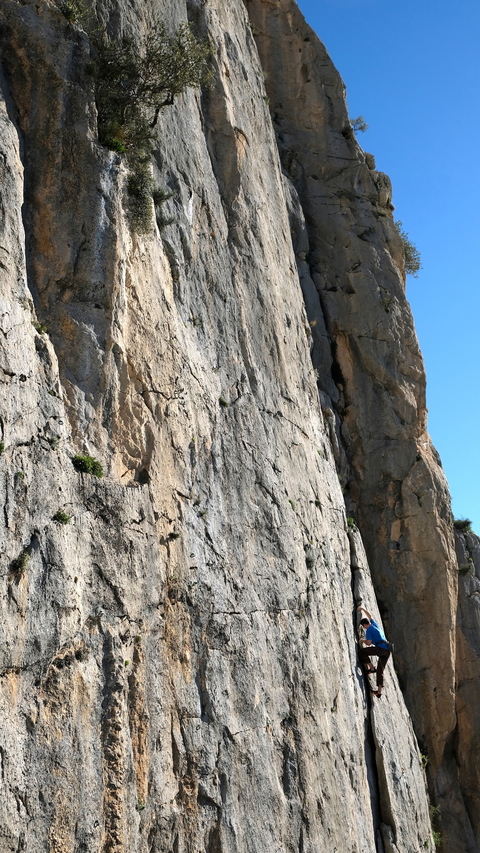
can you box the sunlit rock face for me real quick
[0,0,475,850]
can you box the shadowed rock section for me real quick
[0,0,477,850]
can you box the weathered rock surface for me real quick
[0,0,477,850]
[351,529,433,853]
[245,1,477,849]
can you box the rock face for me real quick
[454,529,480,850]
[245,2,476,850]
[0,0,476,851]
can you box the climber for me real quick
[357,605,391,698]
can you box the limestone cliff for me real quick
[0,0,476,851]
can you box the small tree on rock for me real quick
[350,115,369,133]
[90,23,212,233]
[93,24,212,160]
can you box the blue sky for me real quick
[296,0,480,532]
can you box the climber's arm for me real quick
[357,605,372,621]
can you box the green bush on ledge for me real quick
[72,454,104,478]
[454,518,472,533]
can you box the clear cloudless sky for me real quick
[296,0,480,532]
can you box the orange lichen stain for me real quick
[3,671,21,706]
[48,795,75,853]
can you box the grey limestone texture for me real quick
[0,0,477,851]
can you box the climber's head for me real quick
[360,618,370,627]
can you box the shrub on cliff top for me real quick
[350,115,369,133]
[454,518,472,533]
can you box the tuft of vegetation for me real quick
[350,116,368,133]
[53,510,72,524]
[125,169,175,234]
[394,220,422,278]
[454,518,472,533]
[167,531,180,542]
[58,0,86,22]
[0,441,4,455]
[33,320,48,335]
[72,454,104,477]
[429,803,442,847]
[347,516,357,530]
[10,550,30,574]
[126,166,155,234]
[152,186,174,207]
[218,397,229,408]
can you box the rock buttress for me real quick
[244,0,475,849]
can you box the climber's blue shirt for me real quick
[366,619,389,649]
